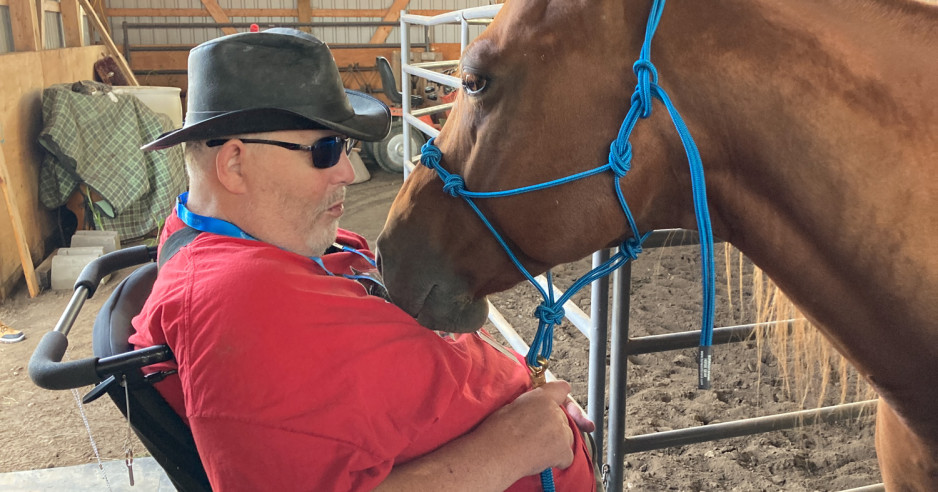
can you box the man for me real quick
[131,28,596,491]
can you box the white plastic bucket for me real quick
[112,86,183,129]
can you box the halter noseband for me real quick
[419,0,716,390]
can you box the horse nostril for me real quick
[374,251,384,274]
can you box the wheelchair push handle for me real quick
[29,331,173,390]
[30,244,161,390]
[29,331,101,390]
[76,245,155,298]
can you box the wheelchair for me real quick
[28,245,212,492]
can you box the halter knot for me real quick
[608,139,633,177]
[420,139,443,167]
[442,174,466,197]
[632,59,658,118]
[620,236,644,261]
[534,303,566,326]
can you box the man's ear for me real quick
[214,140,248,194]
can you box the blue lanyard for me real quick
[176,191,255,240]
[175,192,378,277]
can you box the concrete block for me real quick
[51,247,108,291]
[58,246,105,256]
[35,249,59,291]
[70,230,121,253]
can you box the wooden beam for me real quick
[0,142,40,297]
[199,0,237,36]
[8,0,41,51]
[92,0,108,32]
[370,0,412,44]
[297,0,311,33]
[77,0,138,85]
[59,0,83,47]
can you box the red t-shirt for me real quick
[131,212,595,491]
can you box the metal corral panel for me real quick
[108,0,498,46]
[410,0,494,42]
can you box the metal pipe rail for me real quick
[411,102,454,118]
[120,21,431,64]
[625,399,878,454]
[399,5,503,27]
[399,5,503,179]
[412,60,460,70]
[402,64,461,90]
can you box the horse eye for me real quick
[462,73,488,95]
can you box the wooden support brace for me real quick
[369,0,412,44]
[77,0,138,85]
[0,142,40,298]
[200,0,238,36]
[35,0,46,49]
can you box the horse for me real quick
[375,0,938,489]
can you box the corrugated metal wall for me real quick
[43,12,65,49]
[110,0,496,47]
[0,6,13,53]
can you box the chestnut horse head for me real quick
[377,1,938,489]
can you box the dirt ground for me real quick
[0,167,881,490]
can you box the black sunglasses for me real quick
[206,136,356,169]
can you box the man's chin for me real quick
[308,222,340,256]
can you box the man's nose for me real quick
[332,151,357,184]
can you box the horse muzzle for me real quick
[376,235,489,334]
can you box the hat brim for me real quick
[142,89,391,151]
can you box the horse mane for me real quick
[722,245,875,408]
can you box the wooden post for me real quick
[60,0,84,48]
[297,0,312,33]
[8,0,41,51]
[76,0,138,85]
[0,142,40,298]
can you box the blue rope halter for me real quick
[420,0,714,486]
[421,0,715,390]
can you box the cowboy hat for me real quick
[142,28,390,151]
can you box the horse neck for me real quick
[649,0,938,418]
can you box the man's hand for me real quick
[476,380,577,476]
[564,396,596,433]
[376,379,588,491]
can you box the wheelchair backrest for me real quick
[93,262,212,492]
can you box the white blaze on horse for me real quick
[376,1,938,489]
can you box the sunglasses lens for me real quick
[311,137,345,169]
